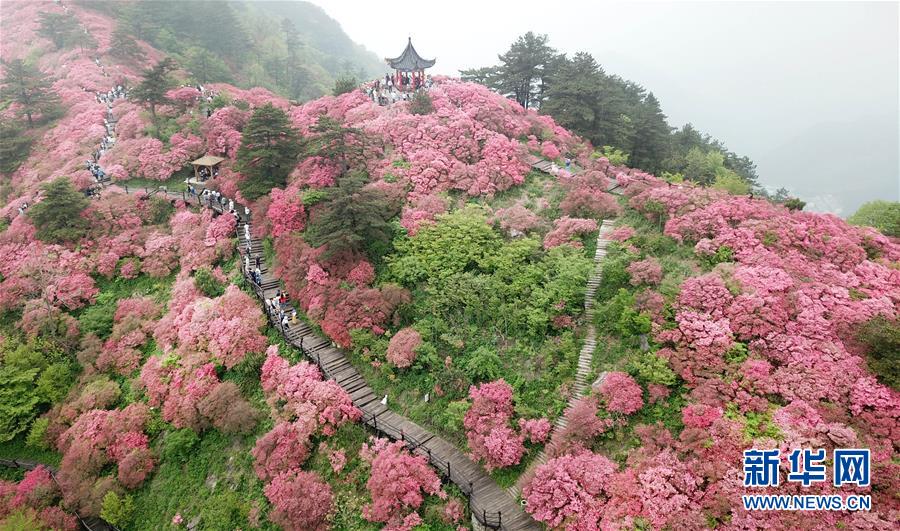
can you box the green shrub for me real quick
[409,90,434,115]
[101,491,135,529]
[856,316,900,390]
[700,245,733,267]
[616,307,652,338]
[332,76,358,96]
[161,428,200,464]
[440,400,469,434]
[25,417,49,450]
[147,196,175,224]
[462,345,502,382]
[301,188,328,207]
[628,352,676,386]
[194,268,225,298]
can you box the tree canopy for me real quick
[848,200,900,237]
[304,170,399,260]
[0,59,61,127]
[27,177,91,243]
[131,57,177,121]
[236,103,301,200]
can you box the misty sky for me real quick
[311,0,898,215]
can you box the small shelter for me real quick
[190,155,225,183]
[385,38,435,90]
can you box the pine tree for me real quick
[236,103,301,200]
[0,59,61,127]
[541,53,605,141]
[27,177,90,243]
[110,27,146,64]
[0,119,33,174]
[629,92,672,172]
[496,32,560,109]
[37,12,81,50]
[304,170,399,259]
[132,57,176,135]
[301,116,370,176]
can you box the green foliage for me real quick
[724,342,749,364]
[0,366,41,444]
[34,363,72,404]
[0,120,33,174]
[856,316,900,390]
[462,345,502,381]
[194,267,225,298]
[712,170,751,195]
[27,178,90,243]
[37,11,81,49]
[595,248,636,301]
[0,507,44,530]
[0,59,62,127]
[110,27,147,65]
[700,245,734,267]
[599,146,630,165]
[848,200,900,237]
[628,352,676,386]
[101,491,135,529]
[440,400,470,434]
[132,57,176,123]
[783,197,806,211]
[236,103,301,199]
[462,31,558,110]
[180,46,232,84]
[147,196,175,224]
[300,188,328,206]
[409,90,434,115]
[161,428,201,464]
[78,303,116,339]
[616,306,652,338]
[208,92,232,111]
[726,403,782,441]
[388,208,500,285]
[0,337,73,443]
[25,417,49,450]
[304,170,400,260]
[332,76,358,96]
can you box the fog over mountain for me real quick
[312,0,899,215]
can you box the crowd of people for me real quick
[95,83,127,105]
[366,72,433,106]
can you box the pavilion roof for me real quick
[191,155,226,167]
[385,38,435,71]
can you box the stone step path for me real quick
[508,219,617,500]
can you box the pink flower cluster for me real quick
[360,437,446,530]
[463,380,526,470]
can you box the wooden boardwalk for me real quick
[234,213,540,530]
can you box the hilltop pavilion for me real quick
[386,37,435,90]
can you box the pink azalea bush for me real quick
[360,437,445,530]
[386,327,422,368]
[463,380,526,470]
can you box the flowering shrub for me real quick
[598,372,644,415]
[523,452,617,528]
[386,327,422,368]
[360,437,445,529]
[263,470,333,531]
[627,257,663,286]
[463,380,526,470]
[543,217,598,249]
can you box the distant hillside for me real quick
[75,0,383,101]
[250,0,384,78]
